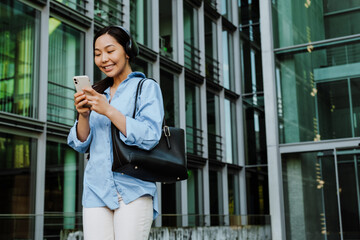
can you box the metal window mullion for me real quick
[354,155,360,228]
[333,149,344,240]
[348,78,355,137]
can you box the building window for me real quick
[53,0,87,14]
[184,1,201,74]
[228,172,240,225]
[160,69,179,127]
[185,82,203,157]
[243,95,267,165]
[224,98,238,164]
[272,0,360,48]
[276,41,360,143]
[241,41,263,94]
[161,182,179,227]
[0,132,36,239]
[94,0,124,25]
[209,169,224,226]
[207,91,222,161]
[130,0,152,48]
[222,29,234,90]
[0,0,40,118]
[44,140,82,238]
[221,0,232,20]
[47,18,84,126]
[246,167,269,216]
[187,168,204,226]
[204,15,220,84]
[159,0,174,59]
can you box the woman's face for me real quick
[94,33,129,78]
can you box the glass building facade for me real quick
[12,0,360,239]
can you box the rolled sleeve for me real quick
[119,80,164,150]
[67,121,93,153]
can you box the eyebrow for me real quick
[94,44,116,51]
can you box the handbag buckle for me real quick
[163,126,171,137]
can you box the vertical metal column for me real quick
[259,0,286,239]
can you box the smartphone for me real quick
[73,75,92,108]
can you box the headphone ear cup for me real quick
[126,38,139,59]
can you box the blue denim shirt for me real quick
[67,72,164,219]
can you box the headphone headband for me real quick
[112,25,139,59]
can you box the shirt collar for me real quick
[104,72,146,95]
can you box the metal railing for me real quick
[205,55,220,85]
[186,125,204,157]
[184,42,201,74]
[53,0,87,14]
[47,81,76,126]
[94,0,124,26]
[208,133,222,161]
[326,43,360,67]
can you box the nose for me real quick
[101,53,109,62]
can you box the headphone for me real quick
[114,25,139,59]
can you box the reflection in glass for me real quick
[44,141,81,238]
[282,152,340,239]
[0,133,36,239]
[0,0,39,118]
[224,98,238,164]
[130,0,151,47]
[222,30,234,90]
[47,18,84,126]
[228,173,240,225]
[204,15,220,84]
[94,0,123,26]
[276,41,360,143]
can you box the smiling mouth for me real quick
[103,64,114,70]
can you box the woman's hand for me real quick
[74,91,91,118]
[83,87,112,116]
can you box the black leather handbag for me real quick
[111,78,188,183]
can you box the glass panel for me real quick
[130,0,151,47]
[209,170,224,226]
[160,70,178,127]
[272,0,360,48]
[351,78,360,137]
[221,0,231,19]
[94,0,124,26]
[228,173,240,225]
[0,0,39,118]
[187,168,204,226]
[205,15,220,84]
[47,18,84,126]
[317,80,351,139]
[282,152,340,239]
[222,30,234,90]
[161,182,179,227]
[184,2,200,73]
[159,0,174,59]
[243,95,267,165]
[337,155,360,239]
[239,0,260,26]
[224,98,238,164]
[44,141,81,238]
[241,41,263,94]
[0,132,36,239]
[185,82,202,156]
[54,0,87,14]
[207,92,222,161]
[246,167,269,215]
[276,41,360,143]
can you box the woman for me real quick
[67,26,164,240]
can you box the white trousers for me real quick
[83,195,153,240]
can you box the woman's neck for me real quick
[112,66,132,87]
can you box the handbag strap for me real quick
[132,78,157,118]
